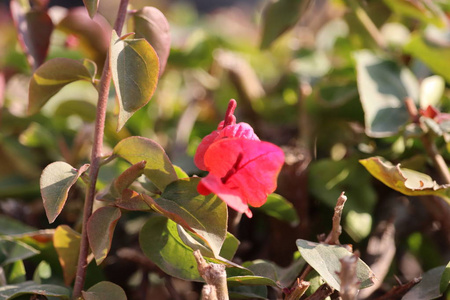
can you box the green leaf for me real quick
[219,232,240,261]
[260,0,312,49]
[0,281,70,300]
[139,216,202,281]
[28,58,93,114]
[296,239,375,291]
[0,216,35,235]
[146,177,227,257]
[0,237,40,266]
[10,2,54,69]
[440,262,450,293]
[5,260,26,284]
[228,285,267,299]
[360,156,450,204]
[33,260,52,284]
[113,137,177,191]
[82,281,127,300]
[257,193,299,226]
[382,0,446,28]
[133,6,171,75]
[174,165,189,179]
[87,207,122,265]
[227,275,278,287]
[40,162,89,223]
[403,266,447,300]
[405,32,450,83]
[53,225,81,285]
[355,50,419,137]
[82,0,99,19]
[110,31,159,130]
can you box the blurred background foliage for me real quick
[0,0,449,299]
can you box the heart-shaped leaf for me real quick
[139,216,203,281]
[355,50,419,137]
[82,281,127,300]
[87,206,122,265]
[0,237,40,266]
[133,6,171,76]
[53,225,81,285]
[360,156,450,204]
[40,162,89,223]
[113,136,177,191]
[82,0,99,19]
[143,177,227,257]
[296,239,376,291]
[0,281,70,299]
[10,1,54,70]
[110,31,159,130]
[28,58,94,114]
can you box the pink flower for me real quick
[195,99,284,217]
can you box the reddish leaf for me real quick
[133,6,171,76]
[198,138,284,218]
[115,189,151,211]
[11,2,54,70]
[113,160,146,194]
[87,207,121,265]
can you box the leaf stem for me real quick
[343,0,387,49]
[405,97,450,184]
[72,0,129,298]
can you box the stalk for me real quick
[72,1,129,298]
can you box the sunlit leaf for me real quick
[403,266,447,300]
[87,206,122,265]
[10,1,54,69]
[360,156,450,204]
[296,239,375,291]
[220,232,240,261]
[257,193,299,226]
[110,31,159,130]
[0,237,40,266]
[33,260,52,284]
[420,75,445,108]
[139,216,202,281]
[113,136,177,191]
[0,281,70,299]
[144,177,227,257]
[82,0,99,19]
[5,260,26,284]
[82,281,127,300]
[440,262,450,293]
[40,162,89,223]
[53,225,81,285]
[355,50,419,137]
[260,0,312,49]
[133,6,171,75]
[382,0,446,28]
[28,58,93,114]
[227,275,277,287]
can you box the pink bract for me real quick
[197,138,285,218]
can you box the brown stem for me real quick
[304,283,334,300]
[405,97,450,184]
[72,1,129,298]
[194,250,229,300]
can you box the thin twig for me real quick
[72,0,129,298]
[343,0,387,49]
[405,97,450,184]
[374,277,421,300]
[304,283,334,300]
[285,279,310,300]
[339,254,359,300]
[193,250,229,300]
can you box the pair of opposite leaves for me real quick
[194,99,285,218]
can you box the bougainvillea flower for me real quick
[419,105,450,123]
[197,138,284,218]
[194,99,259,171]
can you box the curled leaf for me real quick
[360,156,450,203]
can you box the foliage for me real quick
[0,0,449,299]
